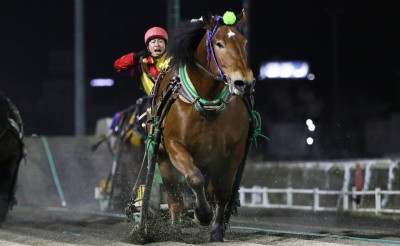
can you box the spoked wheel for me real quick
[97,140,124,211]
[97,134,147,213]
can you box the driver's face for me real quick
[148,38,166,58]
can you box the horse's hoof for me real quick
[124,225,148,244]
[193,207,213,226]
[209,232,224,242]
[209,224,225,242]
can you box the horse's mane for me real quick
[168,20,206,67]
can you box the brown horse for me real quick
[152,10,255,242]
[0,93,24,225]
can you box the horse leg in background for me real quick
[0,164,13,224]
[160,142,213,226]
[0,138,20,224]
[157,151,184,225]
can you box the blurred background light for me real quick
[307,73,315,80]
[259,61,310,79]
[306,119,316,131]
[90,78,114,87]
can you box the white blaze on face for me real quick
[227,29,235,38]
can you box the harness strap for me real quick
[150,62,171,105]
[140,60,157,84]
[125,73,181,223]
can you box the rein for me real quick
[195,62,225,83]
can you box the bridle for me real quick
[204,15,243,83]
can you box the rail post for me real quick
[343,188,349,211]
[251,186,262,205]
[375,188,381,215]
[313,188,319,212]
[262,187,269,207]
[287,187,293,206]
[352,186,357,210]
[239,189,245,206]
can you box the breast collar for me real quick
[177,65,234,115]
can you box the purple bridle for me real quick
[206,15,243,81]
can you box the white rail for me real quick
[239,186,400,215]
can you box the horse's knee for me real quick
[185,169,204,191]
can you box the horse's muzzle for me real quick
[230,79,256,96]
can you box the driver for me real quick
[113,26,171,95]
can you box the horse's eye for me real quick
[216,42,224,48]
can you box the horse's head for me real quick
[203,10,256,97]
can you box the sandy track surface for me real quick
[1,207,400,245]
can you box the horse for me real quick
[0,93,24,225]
[149,10,256,242]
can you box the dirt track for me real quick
[1,206,400,245]
[4,137,400,245]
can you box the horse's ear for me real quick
[236,9,247,28]
[203,12,215,31]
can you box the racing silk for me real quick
[114,52,171,95]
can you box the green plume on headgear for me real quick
[222,11,236,25]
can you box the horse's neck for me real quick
[186,63,225,101]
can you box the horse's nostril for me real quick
[234,80,245,88]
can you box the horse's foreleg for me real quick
[187,167,214,225]
[209,168,238,242]
[165,141,213,226]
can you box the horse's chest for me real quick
[164,100,249,163]
[191,141,223,164]
[186,128,239,162]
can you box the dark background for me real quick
[1,1,399,160]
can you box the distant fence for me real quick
[239,186,400,215]
[239,158,400,215]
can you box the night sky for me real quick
[1,1,399,159]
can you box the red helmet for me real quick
[144,27,168,45]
